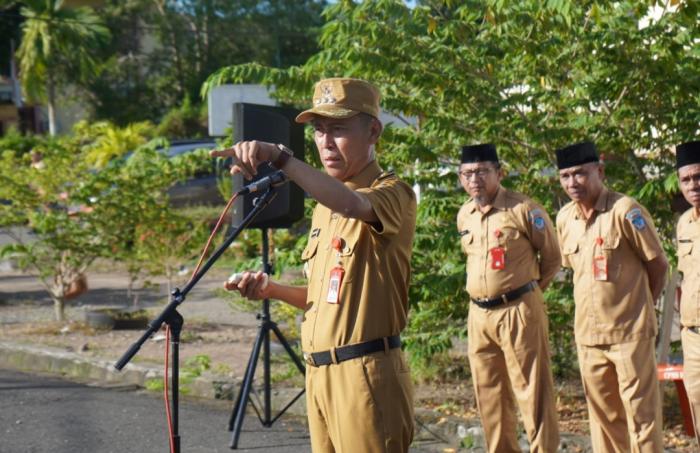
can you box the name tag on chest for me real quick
[326,266,345,304]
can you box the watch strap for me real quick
[272,144,293,170]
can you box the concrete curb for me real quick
[0,340,159,387]
[0,340,307,412]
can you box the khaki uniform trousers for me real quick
[681,327,700,446]
[576,338,662,453]
[305,348,414,453]
[467,290,560,453]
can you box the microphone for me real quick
[235,170,288,195]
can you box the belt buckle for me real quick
[303,353,316,367]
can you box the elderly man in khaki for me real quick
[555,141,668,453]
[675,140,700,446]
[457,144,560,452]
[214,78,416,453]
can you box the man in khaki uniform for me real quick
[457,144,560,452]
[555,141,668,452]
[674,140,700,446]
[214,78,416,453]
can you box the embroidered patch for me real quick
[529,209,546,231]
[314,85,337,105]
[625,208,646,231]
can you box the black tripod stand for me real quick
[228,228,306,449]
[115,187,282,453]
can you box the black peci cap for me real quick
[461,143,498,164]
[555,141,599,170]
[676,140,700,170]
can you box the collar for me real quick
[344,160,382,190]
[492,186,508,210]
[467,185,506,214]
[574,186,610,220]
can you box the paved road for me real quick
[0,369,311,453]
[0,369,447,453]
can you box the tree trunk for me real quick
[52,296,65,322]
[47,74,57,136]
[165,263,173,296]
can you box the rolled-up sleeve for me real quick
[357,178,416,236]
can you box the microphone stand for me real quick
[227,228,306,449]
[114,186,278,453]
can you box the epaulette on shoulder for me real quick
[377,171,396,181]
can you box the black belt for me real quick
[304,336,401,367]
[471,281,537,309]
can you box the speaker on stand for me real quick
[227,103,307,449]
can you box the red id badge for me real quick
[490,247,505,270]
[593,255,608,281]
[326,266,345,304]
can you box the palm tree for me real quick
[16,0,109,136]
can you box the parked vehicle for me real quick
[161,139,228,207]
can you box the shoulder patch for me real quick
[625,208,646,231]
[529,208,546,231]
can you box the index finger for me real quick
[210,148,234,158]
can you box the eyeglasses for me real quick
[459,167,495,179]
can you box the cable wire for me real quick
[161,189,239,451]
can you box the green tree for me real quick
[83,0,327,126]
[73,119,154,168]
[0,4,23,78]
[15,0,110,135]
[0,122,206,321]
[203,0,699,374]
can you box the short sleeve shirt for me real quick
[300,160,417,353]
[556,188,665,346]
[456,186,561,299]
[677,208,700,327]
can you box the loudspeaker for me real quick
[231,103,305,229]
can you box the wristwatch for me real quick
[272,144,293,170]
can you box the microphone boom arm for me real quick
[114,186,279,371]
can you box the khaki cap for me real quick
[295,77,381,123]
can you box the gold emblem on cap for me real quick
[315,85,337,106]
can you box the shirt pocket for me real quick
[501,226,521,241]
[562,240,579,268]
[301,238,319,281]
[336,237,358,283]
[500,226,522,253]
[678,240,694,275]
[460,231,475,255]
[601,232,622,280]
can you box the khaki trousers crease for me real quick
[681,327,700,447]
[576,339,663,453]
[467,290,560,453]
[305,348,414,453]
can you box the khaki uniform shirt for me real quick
[556,188,664,346]
[300,160,417,353]
[677,208,700,327]
[457,186,561,299]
